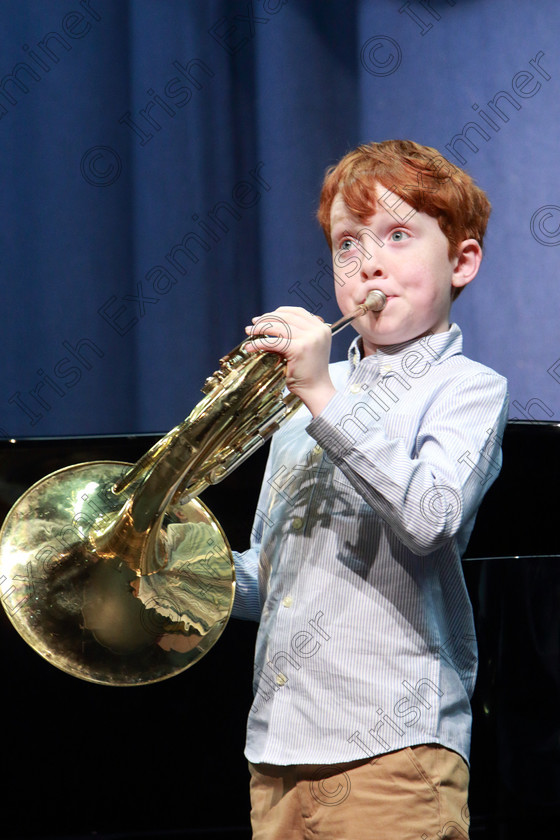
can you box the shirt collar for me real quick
[347,323,464,370]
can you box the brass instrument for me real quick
[0,291,386,686]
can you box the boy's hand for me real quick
[244,306,336,417]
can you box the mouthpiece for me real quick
[363,290,387,312]
[329,290,387,336]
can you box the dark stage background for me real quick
[1,1,560,838]
[1,422,559,840]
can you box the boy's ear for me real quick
[451,239,482,292]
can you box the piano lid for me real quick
[464,420,560,560]
[1,421,559,560]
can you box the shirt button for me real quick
[292,517,304,530]
[313,444,322,455]
[381,364,392,375]
[282,595,293,608]
[349,383,362,394]
[276,673,288,686]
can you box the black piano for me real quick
[1,421,558,840]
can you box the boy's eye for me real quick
[338,237,354,254]
[390,230,409,242]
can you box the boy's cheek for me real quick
[332,250,362,281]
[334,268,359,301]
[334,285,354,310]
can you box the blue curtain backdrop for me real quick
[1,0,559,438]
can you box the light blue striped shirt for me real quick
[232,324,509,766]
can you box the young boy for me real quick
[232,140,508,840]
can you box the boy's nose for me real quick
[360,253,385,280]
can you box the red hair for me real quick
[317,140,491,265]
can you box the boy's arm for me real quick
[308,370,509,556]
[230,440,278,622]
[244,305,509,555]
[231,307,328,620]
[231,547,261,622]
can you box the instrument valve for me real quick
[202,371,226,394]
[201,377,217,394]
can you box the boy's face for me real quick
[330,186,480,356]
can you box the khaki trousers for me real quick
[249,744,470,840]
